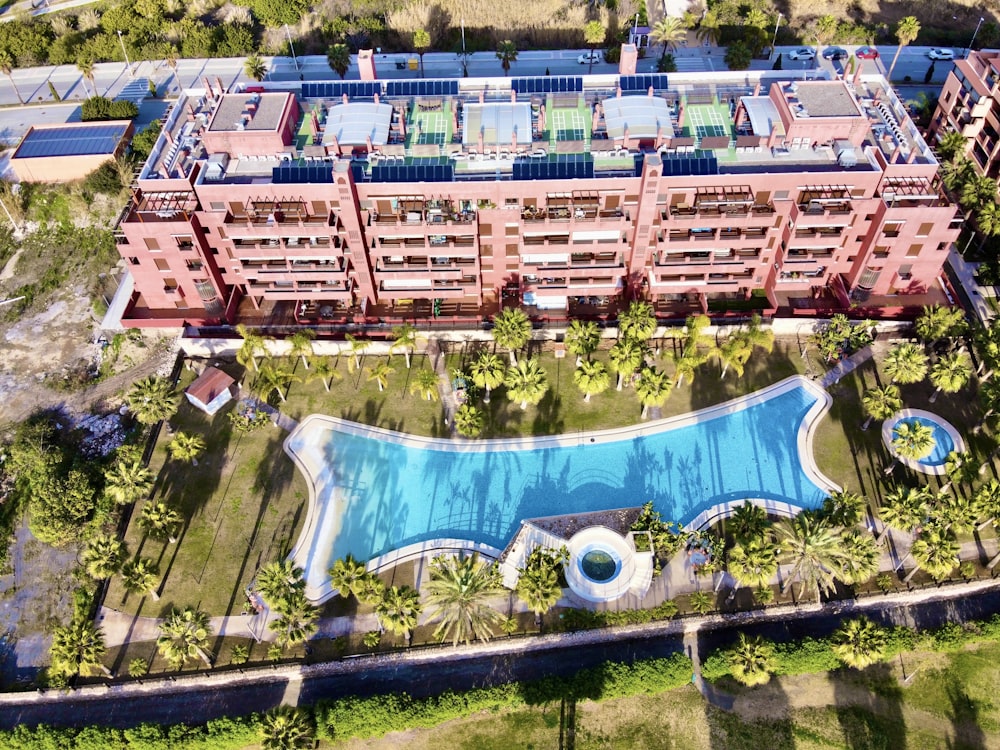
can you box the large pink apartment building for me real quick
[114,63,960,329]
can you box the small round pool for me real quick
[579,547,622,583]
[882,409,965,476]
[564,526,637,602]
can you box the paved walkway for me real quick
[820,345,874,388]
[426,338,458,431]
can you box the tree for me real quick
[504,357,548,410]
[157,607,213,669]
[727,536,779,590]
[29,469,96,547]
[236,323,267,372]
[811,14,838,53]
[938,491,981,534]
[454,404,484,437]
[688,590,713,614]
[412,29,430,78]
[729,633,776,686]
[270,590,319,647]
[887,16,920,80]
[260,706,314,750]
[883,342,928,384]
[583,20,605,74]
[168,432,206,465]
[104,459,153,505]
[409,368,440,401]
[650,17,686,60]
[929,350,973,402]
[564,319,600,366]
[244,54,267,82]
[256,559,306,610]
[77,57,96,97]
[326,43,350,79]
[889,420,936,469]
[696,10,721,46]
[390,323,419,368]
[729,501,769,543]
[836,529,881,586]
[861,384,902,430]
[618,300,656,342]
[832,617,887,669]
[424,553,505,646]
[574,360,610,402]
[635,366,672,419]
[50,617,108,682]
[938,130,969,162]
[724,41,752,71]
[328,555,368,599]
[961,175,997,208]
[139,501,182,543]
[306,357,341,392]
[671,314,714,388]
[375,585,421,643]
[821,490,867,528]
[255,359,300,403]
[0,50,23,104]
[365,360,395,392]
[126,375,180,425]
[609,338,644,390]
[906,524,959,582]
[775,513,847,601]
[492,307,532,365]
[915,304,966,346]
[496,40,518,76]
[287,329,315,370]
[516,565,562,626]
[121,557,161,601]
[470,350,506,403]
[82,534,126,580]
[977,201,1000,236]
[879,486,931,537]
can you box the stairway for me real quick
[115,77,150,106]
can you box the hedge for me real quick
[0,716,261,750]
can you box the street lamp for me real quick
[284,24,299,72]
[117,30,132,79]
[966,17,985,59]
[770,12,783,61]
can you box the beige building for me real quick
[9,121,133,183]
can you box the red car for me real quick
[856,46,879,59]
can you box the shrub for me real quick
[81,161,123,196]
[81,96,138,121]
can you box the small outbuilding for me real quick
[9,121,133,183]
[185,366,236,415]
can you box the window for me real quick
[907,243,922,257]
[128,256,140,265]
[210,202,225,211]
[917,222,934,237]
[144,238,160,251]
[154,258,170,271]
[505,198,519,206]
[774,191,789,200]
[898,264,913,280]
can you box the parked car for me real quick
[928,48,955,60]
[822,46,848,61]
[788,47,816,61]
[577,51,602,64]
[856,46,879,59]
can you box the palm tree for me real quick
[836,529,881,587]
[326,43,350,79]
[77,57,95,97]
[259,706,314,750]
[454,404,484,437]
[906,525,959,582]
[470,350,506,403]
[715,332,753,380]
[355,572,386,606]
[564,319,601,366]
[306,357,341,392]
[977,201,1000,237]
[424,553,505,646]
[168,431,206,465]
[729,501,769,543]
[728,633,776,686]
[49,616,109,681]
[244,54,267,82]
[688,590,713,614]
[287,329,316,370]
[121,557,161,601]
[929,350,973,402]
[635,366,672,419]
[0,50,23,104]
[650,17,686,61]
[888,420,936,471]
[390,323,419,368]
[887,16,920,80]
[672,314,714,388]
[345,334,371,373]
[618,300,657,342]
[365,360,395,392]
[104,459,153,505]
[504,357,548,410]
[609,338,644,390]
[139,501,182,543]
[821,490,867,528]
[256,559,306,610]
[878,486,931,540]
[409,369,440,401]
[727,536,779,590]
[328,555,368,599]
[235,323,267,372]
[413,29,430,78]
[574,360,610,403]
[810,14,838,56]
[961,174,997,208]
[832,617,887,669]
[696,10,722,46]
[82,534,126,580]
[496,40,518,76]
[375,585,422,643]
[915,304,965,346]
[270,590,319,647]
[775,513,847,602]
[883,342,929,385]
[255,359,300,403]
[975,480,1000,530]
[583,20,605,74]
[516,565,562,626]
[940,450,979,495]
[492,307,532,365]
[937,130,969,161]
[938,491,981,534]
[157,607,213,669]
[861,384,902,430]
[126,375,180,425]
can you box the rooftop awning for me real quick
[323,101,393,146]
[740,96,785,137]
[462,103,532,146]
[602,95,673,140]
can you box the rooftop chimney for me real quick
[357,49,377,81]
[618,43,638,76]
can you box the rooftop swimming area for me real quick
[285,375,838,601]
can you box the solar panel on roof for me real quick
[512,155,593,180]
[619,74,669,92]
[370,162,454,183]
[271,163,335,184]
[15,123,129,159]
[511,77,583,95]
[659,154,719,176]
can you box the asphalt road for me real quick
[3,584,1000,731]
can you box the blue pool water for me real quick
[893,416,955,466]
[315,384,830,564]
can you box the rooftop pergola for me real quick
[602,96,673,140]
[323,101,393,146]
[462,103,532,147]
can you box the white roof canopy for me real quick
[602,95,673,140]
[323,102,393,146]
[462,103,532,146]
[740,96,784,137]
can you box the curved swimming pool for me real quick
[882,409,966,475]
[285,376,836,600]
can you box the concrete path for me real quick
[254,399,298,432]
[820,345,874,388]
[426,338,457,431]
[98,607,278,647]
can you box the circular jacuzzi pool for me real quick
[882,409,965,475]
[564,526,636,602]
[579,546,622,583]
